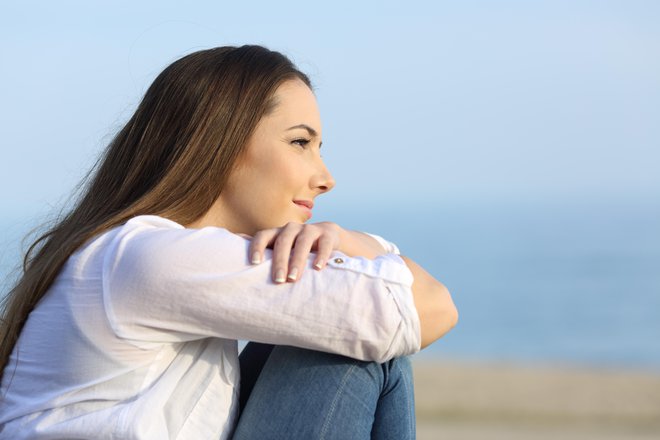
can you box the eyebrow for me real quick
[286,124,319,138]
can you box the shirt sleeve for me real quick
[102,216,421,362]
[363,232,401,255]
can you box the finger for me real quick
[271,223,302,283]
[286,228,318,281]
[313,234,335,270]
[249,229,278,265]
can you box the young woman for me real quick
[0,45,457,439]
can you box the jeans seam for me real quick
[396,359,414,438]
[319,362,359,439]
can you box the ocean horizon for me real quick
[2,196,659,371]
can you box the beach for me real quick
[413,359,660,439]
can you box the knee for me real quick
[389,355,413,376]
[349,355,414,395]
[267,346,412,391]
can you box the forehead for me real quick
[264,79,321,133]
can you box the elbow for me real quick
[419,284,458,349]
[445,291,459,330]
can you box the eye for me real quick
[291,138,310,148]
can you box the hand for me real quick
[248,222,342,283]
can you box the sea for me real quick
[2,196,659,371]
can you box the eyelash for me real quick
[291,138,310,148]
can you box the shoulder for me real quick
[103,215,251,278]
[118,215,246,250]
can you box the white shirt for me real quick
[0,215,421,439]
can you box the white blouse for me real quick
[0,215,421,439]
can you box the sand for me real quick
[412,359,660,439]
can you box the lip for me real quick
[293,200,314,210]
[293,200,314,219]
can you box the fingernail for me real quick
[287,267,298,281]
[251,252,261,265]
[274,269,286,283]
[313,260,324,270]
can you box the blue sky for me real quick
[1,0,659,218]
[2,1,660,367]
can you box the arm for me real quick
[398,256,458,348]
[339,230,458,348]
[102,217,421,362]
[252,224,458,349]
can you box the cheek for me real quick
[278,155,308,186]
[260,154,304,193]
[239,144,308,209]
[237,162,290,211]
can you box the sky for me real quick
[1,1,660,368]
[1,0,659,221]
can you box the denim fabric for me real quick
[234,343,415,439]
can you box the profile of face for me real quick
[198,79,335,235]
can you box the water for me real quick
[2,197,659,370]
[316,196,660,370]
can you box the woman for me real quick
[0,45,457,439]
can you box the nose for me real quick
[312,159,335,194]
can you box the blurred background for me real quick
[1,1,659,438]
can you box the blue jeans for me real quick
[233,343,415,439]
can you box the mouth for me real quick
[293,200,314,210]
[293,200,314,219]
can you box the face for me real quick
[195,79,335,235]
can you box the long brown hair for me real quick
[0,45,311,385]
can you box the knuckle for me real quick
[252,229,271,242]
[284,221,302,230]
[296,230,316,243]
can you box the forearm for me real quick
[337,229,391,259]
